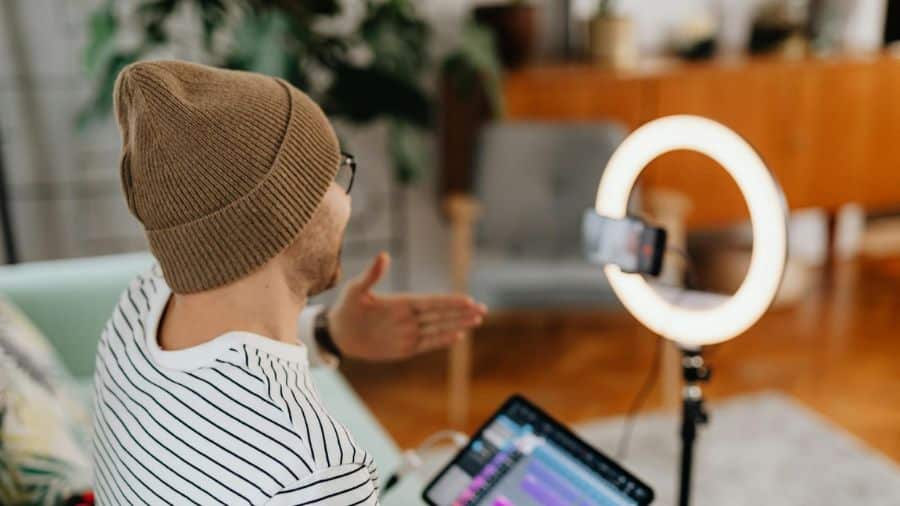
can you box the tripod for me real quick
[678,347,711,506]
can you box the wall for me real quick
[0,0,126,262]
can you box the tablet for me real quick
[422,395,654,506]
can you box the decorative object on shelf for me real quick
[749,0,810,58]
[587,0,637,70]
[885,0,900,47]
[473,1,538,69]
[808,0,843,54]
[79,0,501,187]
[671,10,718,61]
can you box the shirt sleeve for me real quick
[297,304,339,368]
[265,463,378,505]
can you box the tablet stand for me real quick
[679,347,711,506]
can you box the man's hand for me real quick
[328,252,487,361]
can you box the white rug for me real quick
[576,392,900,506]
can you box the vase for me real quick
[588,15,638,70]
[474,4,538,69]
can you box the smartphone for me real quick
[582,210,667,276]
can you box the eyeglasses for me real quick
[336,152,356,194]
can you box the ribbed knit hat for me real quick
[113,60,341,293]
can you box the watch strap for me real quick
[314,308,343,360]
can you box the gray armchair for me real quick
[442,121,692,426]
[460,121,630,310]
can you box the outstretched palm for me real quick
[328,252,487,361]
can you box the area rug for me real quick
[575,391,900,505]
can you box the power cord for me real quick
[380,430,469,498]
[615,334,662,460]
[615,246,697,461]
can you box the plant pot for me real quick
[474,3,538,69]
[588,15,637,70]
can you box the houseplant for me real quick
[80,0,500,185]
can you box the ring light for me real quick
[595,115,788,347]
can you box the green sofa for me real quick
[0,253,422,504]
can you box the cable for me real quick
[380,430,469,498]
[615,334,662,460]
[616,246,697,461]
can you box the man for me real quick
[92,60,487,505]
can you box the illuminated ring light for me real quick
[595,115,788,346]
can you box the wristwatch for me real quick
[314,308,343,360]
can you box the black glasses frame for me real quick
[338,152,356,194]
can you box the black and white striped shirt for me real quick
[91,268,379,505]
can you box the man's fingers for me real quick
[416,308,484,325]
[417,331,466,353]
[351,251,390,294]
[418,317,481,336]
[385,293,487,314]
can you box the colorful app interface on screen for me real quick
[425,401,652,506]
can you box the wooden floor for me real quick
[341,258,900,464]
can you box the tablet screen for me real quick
[423,395,654,506]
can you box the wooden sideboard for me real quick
[499,54,900,227]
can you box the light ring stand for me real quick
[595,115,788,347]
[594,116,788,506]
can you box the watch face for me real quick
[314,309,329,329]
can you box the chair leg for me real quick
[443,194,481,428]
[448,335,472,429]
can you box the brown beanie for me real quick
[113,60,341,293]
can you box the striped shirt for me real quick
[91,267,379,505]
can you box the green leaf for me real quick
[137,0,180,45]
[303,0,341,17]
[389,120,428,184]
[194,0,228,51]
[441,20,504,114]
[325,63,431,127]
[76,50,141,131]
[247,0,341,19]
[230,9,292,78]
[83,2,118,77]
[137,0,180,20]
[361,0,429,79]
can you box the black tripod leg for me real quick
[679,397,698,506]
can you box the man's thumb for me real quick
[353,252,390,293]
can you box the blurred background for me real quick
[2,0,900,503]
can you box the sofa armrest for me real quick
[0,253,155,378]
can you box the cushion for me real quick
[470,253,623,309]
[0,295,91,505]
